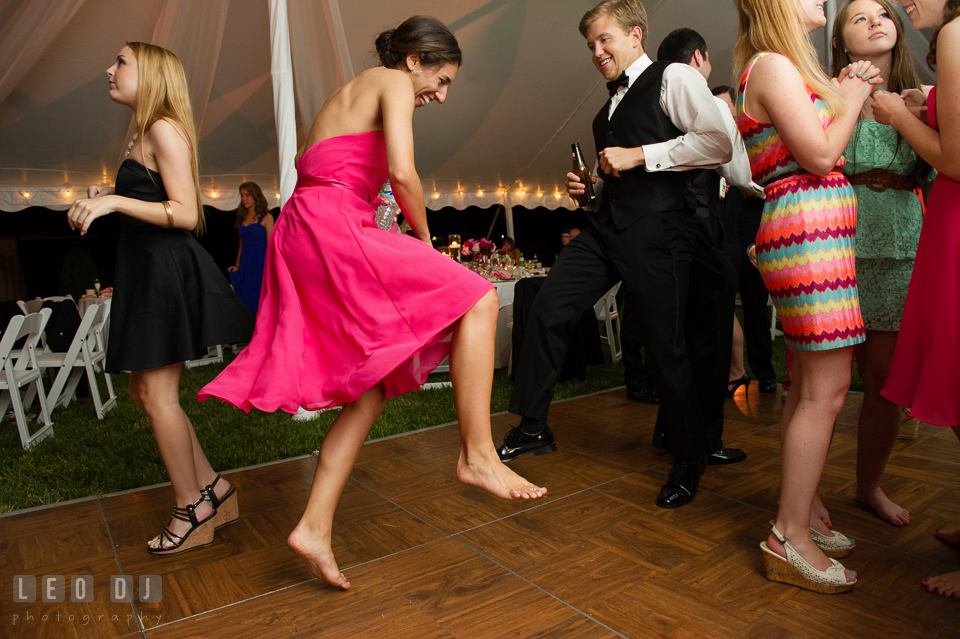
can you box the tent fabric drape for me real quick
[0,1,935,214]
[0,0,86,106]
[288,0,355,128]
[117,0,231,169]
[269,0,297,208]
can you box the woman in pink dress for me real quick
[198,16,546,589]
[873,0,960,597]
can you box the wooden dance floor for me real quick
[4,388,960,638]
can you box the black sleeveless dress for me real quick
[105,159,254,373]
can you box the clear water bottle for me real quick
[376,181,401,231]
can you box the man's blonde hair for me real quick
[579,0,648,51]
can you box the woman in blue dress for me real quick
[229,182,274,314]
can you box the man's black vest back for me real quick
[592,60,694,230]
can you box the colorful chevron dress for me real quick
[736,52,864,351]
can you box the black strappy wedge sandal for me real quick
[147,495,216,556]
[203,474,239,530]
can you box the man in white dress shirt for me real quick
[500,0,733,509]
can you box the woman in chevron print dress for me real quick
[734,0,882,594]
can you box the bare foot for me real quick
[147,498,214,551]
[767,530,856,583]
[456,452,547,499]
[935,528,960,545]
[923,571,960,598]
[812,493,832,528]
[288,525,350,590]
[857,487,910,526]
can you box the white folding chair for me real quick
[768,296,782,338]
[36,300,117,419]
[16,298,43,315]
[594,282,622,363]
[0,309,54,449]
[185,344,224,369]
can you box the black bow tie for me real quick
[606,72,629,96]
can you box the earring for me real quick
[414,67,423,74]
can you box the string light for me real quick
[431,193,440,199]
[210,191,220,198]
[275,193,281,199]
[477,190,484,196]
[22,191,31,199]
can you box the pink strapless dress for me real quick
[198,131,493,413]
[882,87,960,426]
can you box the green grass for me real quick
[0,315,860,514]
[0,353,629,512]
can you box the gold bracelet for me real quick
[161,200,174,229]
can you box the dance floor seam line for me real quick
[99,496,148,639]
[450,535,633,639]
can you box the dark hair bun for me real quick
[375,16,462,69]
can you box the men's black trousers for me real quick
[509,210,707,461]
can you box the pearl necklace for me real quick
[125,132,138,158]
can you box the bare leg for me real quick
[855,330,909,525]
[134,364,215,549]
[767,348,855,581]
[449,290,547,499]
[729,315,745,383]
[778,365,833,532]
[183,412,232,501]
[288,384,387,589]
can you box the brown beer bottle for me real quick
[571,143,596,208]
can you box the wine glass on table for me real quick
[94,279,101,297]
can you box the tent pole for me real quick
[505,192,515,240]
[269,0,298,208]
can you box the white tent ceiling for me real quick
[0,0,934,213]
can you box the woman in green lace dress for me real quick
[832,0,933,526]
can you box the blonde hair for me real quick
[733,0,844,118]
[579,0,648,51]
[126,42,205,236]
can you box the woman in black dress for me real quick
[67,43,253,555]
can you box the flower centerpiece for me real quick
[462,238,496,264]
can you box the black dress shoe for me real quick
[707,447,747,465]
[497,424,557,462]
[656,453,707,509]
[759,378,778,393]
[626,387,659,404]
[651,430,668,450]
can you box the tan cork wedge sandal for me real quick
[810,526,855,558]
[203,474,239,530]
[147,494,216,556]
[761,523,856,594]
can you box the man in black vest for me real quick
[498,0,733,508]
